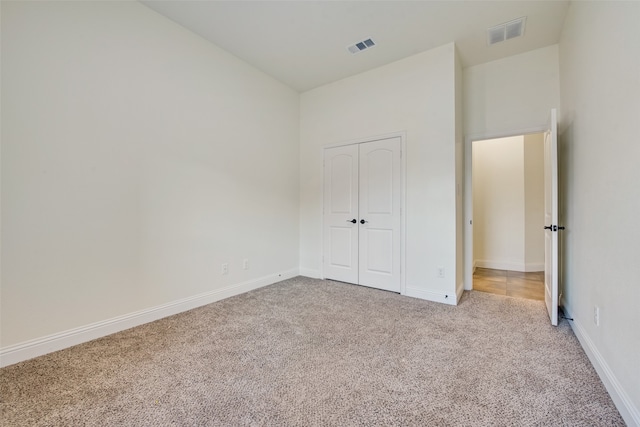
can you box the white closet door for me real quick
[323,137,402,293]
[358,138,402,292]
[323,144,359,284]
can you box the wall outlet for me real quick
[437,266,445,278]
[243,259,249,270]
[594,306,600,326]
[221,263,229,275]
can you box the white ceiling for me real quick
[142,1,570,92]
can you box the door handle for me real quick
[544,225,553,230]
[347,219,357,224]
[360,219,368,224]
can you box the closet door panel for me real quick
[358,138,402,292]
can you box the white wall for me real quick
[1,2,300,351]
[558,2,640,424]
[523,133,544,269]
[300,43,460,304]
[473,136,525,270]
[464,45,560,138]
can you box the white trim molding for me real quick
[299,268,321,279]
[475,259,544,272]
[563,306,640,427]
[0,269,299,368]
[404,287,458,306]
[464,125,548,292]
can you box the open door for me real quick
[544,109,559,326]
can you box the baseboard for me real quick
[475,259,523,271]
[0,268,299,368]
[475,259,543,272]
[299,268,321,279]
[404,286,457,306]
[563,305,640,427]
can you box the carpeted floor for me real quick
[0,276,624,426]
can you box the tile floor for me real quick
[473,267,545,301]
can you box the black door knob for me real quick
[360,219,368,224]
[544,225,553,230]
[349,219,357,224]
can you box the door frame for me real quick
[464,126,547,291]
[321,131,407,295]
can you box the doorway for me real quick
[322,135,404,293]
[469,133,546,301]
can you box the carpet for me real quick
[0,276,624,426]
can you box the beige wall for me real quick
[473,136,525,270]
[523,133,545,268]
[300,43,460,304]
[1,2,300,348]
[559,2,640,423]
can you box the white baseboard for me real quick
[299,268,321,279]
[404,286,457,306]
[563,306,640,427]
[0,268,299,368]
[475,259,543,272]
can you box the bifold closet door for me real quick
[323,144,359,284]
[323,137,401,292]
[358,138,401,291]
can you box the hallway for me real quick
[473,268,544,301]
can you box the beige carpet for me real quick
[0,276,624,426]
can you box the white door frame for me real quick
[321,131,407,295]
[464,126,547,291]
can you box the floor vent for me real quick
[347,38,376,55]
[487,17,526,45]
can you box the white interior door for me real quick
[323,145,359,284]
[323,137,402,292]
[544,109,559,326]
[358,138,401,292]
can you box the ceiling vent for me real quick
[487,17,526,45]
[347,38,376,55]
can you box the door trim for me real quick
[464,126,547,292]
[321,131,407,296]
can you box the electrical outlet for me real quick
[594,306,600,326]
[243,259,249,270]
[437,266,445,278]
[221,263,229,275]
